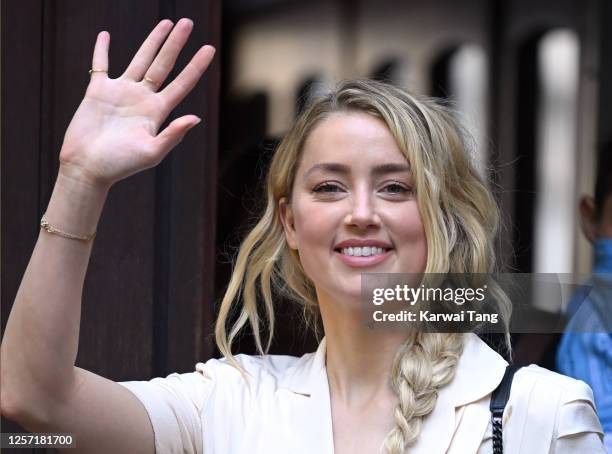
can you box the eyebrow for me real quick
[303,162,411,178]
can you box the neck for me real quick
[319,292,411,408]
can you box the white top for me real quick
[118,333,605,453]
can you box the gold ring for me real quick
[143,76,160,87]
[89,68,108,74]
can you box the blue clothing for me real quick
[557,272,612,444]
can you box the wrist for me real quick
[44,168,110,238]
[58,162,113,194]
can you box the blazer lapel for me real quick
[447,398,492,454]
[277,337,335,454]
[410,333,508,454]
[277,334,507,454]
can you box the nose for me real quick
[344,189,381,229]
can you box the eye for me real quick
[313,183,344,193]
[382,182,412,195]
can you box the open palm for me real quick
[59,18,215,188]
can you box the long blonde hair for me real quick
[214,79,509,453]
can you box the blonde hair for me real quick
[214,79,510,453]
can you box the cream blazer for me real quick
[119,333,605,453]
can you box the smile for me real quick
[334,247,393,268]
[339,246,388,256]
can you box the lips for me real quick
[332,238,394,268]
[334,248,394,268]
[334,238,393,250]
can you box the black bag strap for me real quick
[489,364,522,454]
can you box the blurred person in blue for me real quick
[557,142,612,450]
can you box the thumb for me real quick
[153,115,202,154]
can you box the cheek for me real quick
[385,204,428,268]
[291,203,343,282]
[292,202,340,247]
[387,204,426,238]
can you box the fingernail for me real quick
[180,18,194,27]
[192,117,202,126]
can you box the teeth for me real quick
[340,246,387,257]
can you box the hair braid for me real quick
[382,333,465,454]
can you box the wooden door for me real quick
[1,1,220,451]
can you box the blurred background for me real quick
[217,0,604,281]
[215,0,610,363]
[2,0,611,448]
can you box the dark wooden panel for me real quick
[1,0,220,448]
[162,0,221,374]
[1,1,45,450]
[1,0,43,338]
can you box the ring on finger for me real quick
[142,75,161,88]
[89,68,108,74]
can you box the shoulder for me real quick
[119,351,312,415]
[197,352,306,380]
[505,364,604,450]
[195,351,314,398]
[512,364,595,404]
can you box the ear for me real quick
[279,197,299,250]
[579,195,598,243]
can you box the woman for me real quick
[0,18,605,454]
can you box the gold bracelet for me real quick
[40,213,97,242]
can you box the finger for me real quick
[158,45,215,109]
[90,31,110,77]
[150,115,202,155]
[141,18,194,90]
[121,19,174,81]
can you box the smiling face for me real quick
[279,111,428,307]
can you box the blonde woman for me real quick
[0,19,605,454]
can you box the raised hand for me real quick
[59,18,215,189]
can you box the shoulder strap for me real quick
[489,364,522,454]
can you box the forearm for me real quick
[1,166,109,418]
